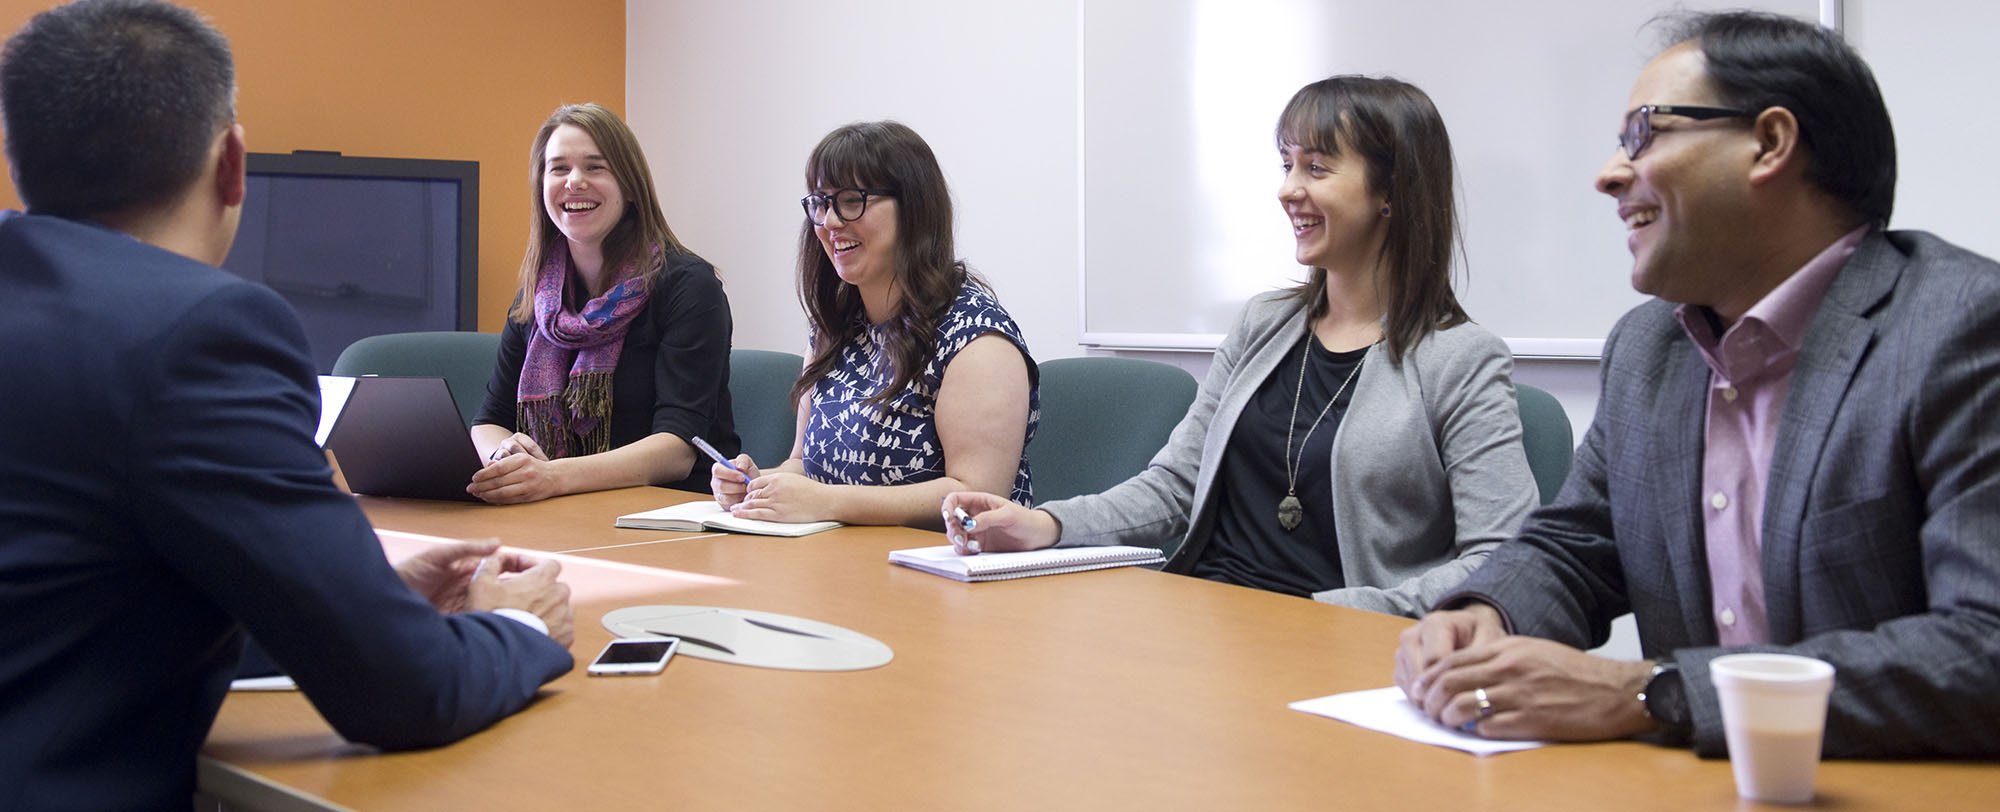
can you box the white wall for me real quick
[627,0,1609,438]
[626,0,1080,365]
[626,0,1984,458]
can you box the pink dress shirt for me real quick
[1673,225,1868,645]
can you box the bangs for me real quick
[805,129,889,192]
[1275,88,1350,156]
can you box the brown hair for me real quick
[790,121,983,409]
[1276,75,1468,363]
[509,103,692,322]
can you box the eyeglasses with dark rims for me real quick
[1619,104,1755,160]
[800,188,894,226]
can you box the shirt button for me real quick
[1711,492,1729,510]
[1722,387,1739,402]
[1720,608,1737,626]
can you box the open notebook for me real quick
[615,501,842,538]
[889,544,1165,582]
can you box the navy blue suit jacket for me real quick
[1450,230,2000,758]
[0,212,573,811]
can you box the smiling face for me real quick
[1278,141,1388,274]
[541,124,626,254]
[1595,42,1759,307]
[813,185,901,293]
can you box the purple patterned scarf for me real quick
[517,249,650,457]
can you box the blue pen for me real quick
[691,435,743,476]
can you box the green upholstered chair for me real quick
[729,349,806,467]
[1028,356,1199,505]
[1514,383,1574,505]
[331,331,503,427]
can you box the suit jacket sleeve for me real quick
[128,284,572,750]
[1441,313,1638,646]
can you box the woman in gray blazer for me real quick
[944,76,1538,617]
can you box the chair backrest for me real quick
[729,349,806,466]
[331,331,502,427]
[1029,356,1198,505]
[1514,383,1574,505]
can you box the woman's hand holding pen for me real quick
[941,491,1060,555]
[710,453,761,509]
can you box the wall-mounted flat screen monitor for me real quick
[222,151,478,372]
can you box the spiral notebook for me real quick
[888,544,1164,582]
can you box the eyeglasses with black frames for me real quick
[1619,105,1756,160]
[800,188,894,226]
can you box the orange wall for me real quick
[0,0,625,329]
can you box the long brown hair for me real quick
[1276,76,1468,363]
[509,103,692,322]
[789,121,981,409]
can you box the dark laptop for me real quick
[323,376,482,502]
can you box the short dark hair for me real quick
[1664,11,1896,226]
[1275,75,1469,364]
[1,0,235,219]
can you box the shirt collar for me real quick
[1675,224,1870,382]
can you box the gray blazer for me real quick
[1045,291,1538,616]
[1449,231,2000,758]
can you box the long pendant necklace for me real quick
[1279,337,1365,531]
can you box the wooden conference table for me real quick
[200,487,1995,811]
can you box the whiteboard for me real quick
[1078,0,1822,357]
[1847,1,2000,270]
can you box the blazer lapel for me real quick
[1760,234,1897,642]
[1172,301,1306,570]
[1654,343,1718,646]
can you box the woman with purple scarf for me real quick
[469,103,737,504]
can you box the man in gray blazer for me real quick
[1393,11,2000,758]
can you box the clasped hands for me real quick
[1393,602,1656,741]
[394,538,575,646]
[469,431,564,505]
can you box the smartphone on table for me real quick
[587,637,680,676]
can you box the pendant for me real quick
[1278,495,1303,531]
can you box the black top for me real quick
[1190,336,1365,597]
[475,251,739,492]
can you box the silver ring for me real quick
[1474,687,1494,718]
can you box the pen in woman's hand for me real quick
[691,435,743,476]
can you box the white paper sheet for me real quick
[315,375,357,446]
[1289,687,1549,756]
[228,675,298,692]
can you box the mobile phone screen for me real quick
[595,640,676,665]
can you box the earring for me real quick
[1380,205,1391,217]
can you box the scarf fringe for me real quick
[517,368,615,458]
[563,370,616,455]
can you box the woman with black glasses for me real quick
[709,121,1038,529]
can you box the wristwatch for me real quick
[1639,660,1693,739]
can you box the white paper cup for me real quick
[1708,654,1836,804]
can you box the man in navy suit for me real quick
[1395,11,2000,757]
[0,2,577,808]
